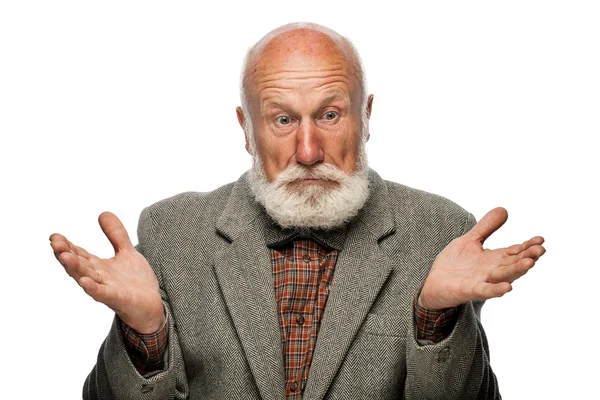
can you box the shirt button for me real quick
[296,314,305,325]
[302,254,311,263]
[290,382,298,391]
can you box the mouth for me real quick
[287,178,339,189]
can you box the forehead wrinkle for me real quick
[256,64,347,76]
[250,63,349,86]
[256,75,352,92]
[259,82,350,106]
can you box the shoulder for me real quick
[136,180,236,242]
[143,182,235,221]
[382,178,474,236]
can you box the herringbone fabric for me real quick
[83,169,501,399]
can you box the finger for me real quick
[50,233,72,252]
[98,212,135,253]
[71,244,91,259]
[50,235,97,266]
[501,244,546,266]
[49,233,68,242]
[50,234,87,259]
[530,245,546,261]
[79,276,121,312]
[60,251,103,284]
[473,281,512,300]
[466,207,509,244]
[489,258,535,284]
[79,277,111,304]
[50,237,72,259]
[506,236,545,256]
[58,251,81,277]
[523,244,546,261]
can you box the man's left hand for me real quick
[418,207,546,310]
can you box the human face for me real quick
[239,39,368,191]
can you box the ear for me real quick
[365,94,374,141]
[366,94,374,119]
[236,106,252,155]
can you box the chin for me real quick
[248,163,370,230]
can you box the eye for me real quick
[322,111,338,120]
[276,116,292,125]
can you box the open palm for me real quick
[419,207,546,310]
[50,212,164,333]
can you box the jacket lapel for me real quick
[302,171,396,400]
[212,170,395,400]
[213,174,286,400]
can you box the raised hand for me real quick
[418,207,546,310]
[50,212,165,334]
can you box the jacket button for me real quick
[141,384,154,393]
[437,347,451,362]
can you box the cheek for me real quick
[254,128,297,178]
[325,122,361,171]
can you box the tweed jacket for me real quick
[83,170,500,399]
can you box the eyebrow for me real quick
[262,92,348,112]
[320,93,347,106]
[263,100,288,111]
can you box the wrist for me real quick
[417,280,460,310]
[120,303,166,334]
[133,313,166,335]
[417,282,438,310]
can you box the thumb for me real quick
[98,211,135,253]
[466,207,509,244]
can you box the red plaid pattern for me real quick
[414,294,459,343]
[120,239,457,392]
[271,240,338,399]
[120,315,168,375]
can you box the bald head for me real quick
[236,22,374,197]
[240,23,367,115]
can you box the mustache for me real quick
[273,164,349,185]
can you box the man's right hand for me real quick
[50,212,165,334]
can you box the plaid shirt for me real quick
[121,239,458,396]
[120,316,168,374]
[271,239,338,398]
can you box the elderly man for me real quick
[50,23,545,399]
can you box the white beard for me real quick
[248,144,370,230]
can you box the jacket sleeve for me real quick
[403,213,501,400]
[82,207,190,399]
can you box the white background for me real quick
[1,1,598,398]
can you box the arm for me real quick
[406,296,498,399]
[50,208,189,399]
[82,299,188,399]
[405,209,545,399]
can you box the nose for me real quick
[295,120,324,166]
